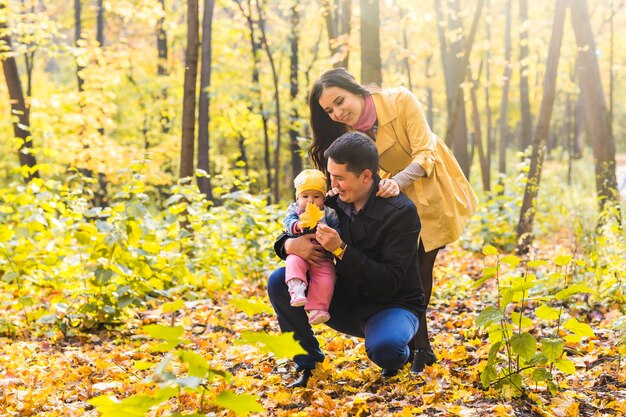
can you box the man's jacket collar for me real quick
[326,176,385,221]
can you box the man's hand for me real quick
[315,223,343,253]
[284,233,325,265]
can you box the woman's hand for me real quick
[376,178,400,198]
[315,223,342,253]
[284,233,326,265]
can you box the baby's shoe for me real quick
[308,310,330,325]
[287,279,307,307]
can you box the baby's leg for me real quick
[305,258,335,319]
[285,255,309,307]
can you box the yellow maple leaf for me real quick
[299,202,325,230]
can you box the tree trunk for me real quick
[442,0,483,178]
[608,0,614,134]
[516,0,568,255]
[434,0,450,112]
[573,87,585,158]
[323,0,351,68]
[289,2,303,182]
[74,0,84,92]
[498,0,512,176]
[235,0,272,199]
[180,0,199,180]
[157,0,170,134]
[570,0,620,219]
[96,0,104,46]
[470,66,490,191]
[484,0,493,180]
[197,0,215,200]
[401,9,413,91]
[1,4,39,182]
[519,0,532,151]
[425,55,434,128]
[157,0,168,76]
[20,0,35,98]
[360,0,382,85]
[256,0,282,203]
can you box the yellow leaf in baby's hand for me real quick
[299,202,324,230]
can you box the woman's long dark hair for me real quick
[308,68,370,172]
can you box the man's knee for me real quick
[365,338,410,370]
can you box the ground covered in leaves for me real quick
[0,244,624,417]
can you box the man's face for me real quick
[327,158,373,209]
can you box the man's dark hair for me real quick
[323,132,379,175]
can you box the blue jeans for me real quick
[267,267,419,370]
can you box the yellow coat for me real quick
[370,87,478,252]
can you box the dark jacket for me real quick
[274,177,425,322]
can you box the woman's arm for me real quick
[377,163,425,198]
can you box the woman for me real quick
[306,67,477,373]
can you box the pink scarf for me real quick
[353,94,377,132]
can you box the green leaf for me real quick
[531,368,552,382]
[162,299,185,314]
[89,386,177,417]
[564,334,582,343]
[482,245,499,256]
[510,312,533,330]
[0,226,14,243]
[75,231,92,245]
[511,332,537,360]
[214,390,265,416]
[133,360,153,371]
[174,376,203,389]
[487,340,503,366]
[500,288,514,309]
[511,280,538,293]
[501,255,521,268]
[179,350,210,378]
[554,284,595,300]
[481,365,497,388]
[498,373,523,398]
[541,338,564,362]
[94,268,113,286]
[238,331,306,359]
[554,255,572,266]
[526,353,548,366]
[143,324,185,343]
[554,358,576,374]
[563,318,594,338]
[126,220,142,245]
[231,297,274,317]
[472,275,490,288]
[475,306,504,328]
[547,380,558,395]
[535,304,560,320]
[2,271,18,283]
[527,260,548,268]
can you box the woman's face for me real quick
[318,86,365,127]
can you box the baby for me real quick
[283,169,339,325]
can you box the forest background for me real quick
[0,0,625,416]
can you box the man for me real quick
[268,132,425,387]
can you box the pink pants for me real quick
[285,254,335,312]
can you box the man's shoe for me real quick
[286,368,312,388]
[381,368,400,378]
[410,348,437,374]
